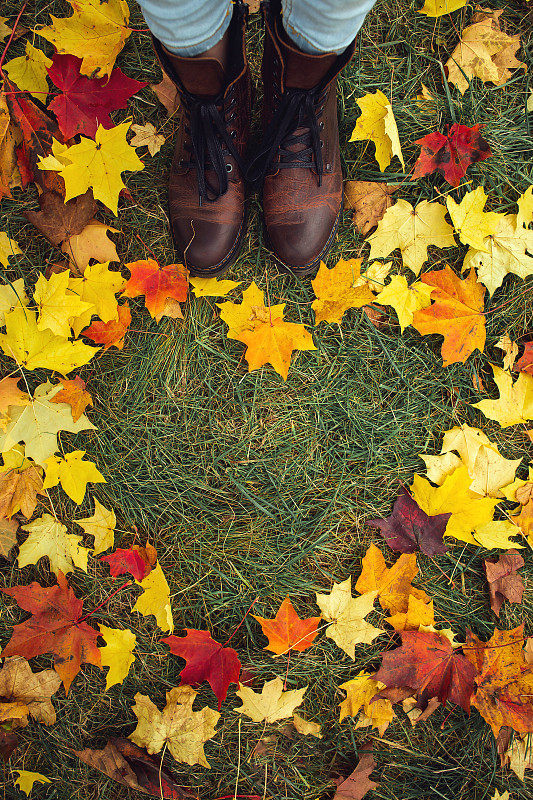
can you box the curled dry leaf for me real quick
[344,181,397,235]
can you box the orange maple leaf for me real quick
[51,376,93,422]
[412,266,486,366]
[252,596,321,655]
[354,543,429,615]
[464,624,533,736]
[236,316,316,381]
[0,467,45,519]
[83,301,131,351]
[122,259,188,319]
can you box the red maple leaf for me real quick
[122,259,188,320]
[412,124,492,188]
[100,542,157,581]
[83,302,131,351]
[162,629,241,709]
[47,54,147,139]
[367,487,450,557]
[374,630,476,712]
[1,571,101,694]
[516,342,533,376]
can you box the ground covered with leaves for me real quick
[1,0,533,798]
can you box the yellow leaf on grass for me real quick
[39,124,144,216]
[0,231,22,268]
[386,594,435,631]
[0,376,29,432]
[68,261,125,335]
[235,676,307,723]
[235,316,316,381]
[495,334,519,372]
[355,543,429,614]
[473,519,524,549]
[36,0,131,78]
[0,307,98,375]
[217,282,285,339]
[34,271,94,338]
[130,122,165,156]
[446,187,503,253]
[190,276,242,297]
[43,449,106,504]
[75,498,115,554]
[472,364,533,427]
[311,258,375,325]
[349,90,404,171]
[130,686,219,768]
[367,199,455,276]
[0,278,29,326]
[18,512,90,576]
[4,43,51,100]
[14,771,51,796]
[463,214,533,295]
[133,563,174,633]
[98,624,136,690]
[0,18,12,43]
[355,261,392,294]
[62,220,119,273]
[0,657,62,727]
[315,578,383,658]
[292,713,322,737]
[375,275,433,331]
[517,186,533,230]
[418,0,466,16]
[339,670,395,735]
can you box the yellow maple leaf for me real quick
[292,713,322,737]
[130,686,219,768]
[0,18,12,43]
[517,186,533,230]
[311,258,375,325]
[3,42,51,100]
[0,382,95,467]
[0,307,98,375]
[36,0,131,78]
[339,670,395,736]
[463,214,533,295]
[62,219,119,273]
[75,498,115,554]
[0,231,22,268]
[386,594,435,631]
[354,261,392,294]
[14,771,51,796]
[367,199,455,275]
[495,334,519,372]
[355,544,429,614]
[217,282,285,339]
[472,364,533,428]
[68,261,125,335]
[349,90,404,171]
[43,449,106,504]
[235,676,307,723]
[411,465,499,545]
[190,276,242,297]
[418,0,466,16]
[0,278,28,327]
[39,124,144,216]
[375,274,433,331]
[315,578,383,658]
[446,187,503,253]
[18,512,90,576]
[133,563,174,633]
[473,519,524,549]
[0,377,28,432]
[34,271,94,338]
[98,625,136,690]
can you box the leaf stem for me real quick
[0,0,29,73]
[76,579,133,624]
[223,597,259,647]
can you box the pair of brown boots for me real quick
[154,0,354,278]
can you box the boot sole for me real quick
[263,201,342,278]
[169,205,248,279]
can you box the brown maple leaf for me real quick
[344,181,397,236]
[23,190,97,246]
[483,550,524,617]
[333,740,379,800]
[0,466,45,519]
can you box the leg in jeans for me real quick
[136,0,233,55]
[282,0,377,55]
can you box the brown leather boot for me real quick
[248,0,355,276]
[152,1,251,276]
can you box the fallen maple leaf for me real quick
[34,270,94,338]
[374,274,433,332]
[472,364,533,427]
[292,713,322,737]
[0,376,28,429]
[3,42,51,100]
[163,629,241,708]
[68,261,125,335]
[0,18,11,43]
[375,629,476,712]
[62,219,119,273]
[447,186,503,252]
[1,571,101,693]
[464,625,533,736]
[236,316,317,380]
[252,596,321,655]
[0,93,22,201]
[343,181,397,235]
[0,517,19,559]
[217,281,284,339]
[0,656,61,729]
[386,593,434,632]
[122,259,188,319]
[98,625,136,690]
[152,71,180,116]
[483,550,524,617]
[0,230,22,268]
[339,671,395,736]
[234,676,307,722]
[14,771,51,795]
[333,741,379,800]
[367,199,455,275]
[517,186,533,230]
[412,124,491,187]
[190,276,242,297]
[349,90,404,171]
[133,563,174,633]
[412,266,486,366]
[316,579,383,658]
[51,376,92,422]
[355,543,429,615]
[418,0,467,16]
[129,686,219,768]
[311,258,375,325]
[496,334,519,372]
[463,213,533,295]
[43,449,106,503]
[23,190,97,246]
[0,465,45,520]
[18,512,90,576]
[100,542,157,581]
[36,0,132,79]
[47,54,146,139]
[516,342,533,376]
[503,733,533,781]
[83,301,131,350]
[75,498,115,554]
[130,122,165,157]
[367,487,450,556]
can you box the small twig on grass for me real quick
[223,597,258,647]
[0,0,29,73]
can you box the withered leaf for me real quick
[23,190,97,247]
[344,181,397,236]
[483,550,524,616]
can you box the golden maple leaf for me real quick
[349,90,404,171]
[75,498,116,554]
[68,261,125,335]
[234,676,307,723]
[133,563,174,633]
[316,577,383,657]
[354,543,429,615]
[339,670,395,736]
[463,214,533,295]
[446,187,503,252]
[34,271,94,338]
[98,625,136,690]
[0,278,29,327]
[472,364,533,427]
[418,0,466,17]
[0,230,22,268]
[3,43,51,100]
[43,450,106,504]
[311,258,375,325]
[375,274,433,332]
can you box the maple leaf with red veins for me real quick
[122,259,189,320]
[83,302,131,351]
[1,571,101,694]
[47,54,147,140]
[412,124,492,188]
[163,629,241,709]
[516,342,533,376]
[367,487,450,556]
[252,596,321,655]
[374,630,476,712]
[100,543,157,581]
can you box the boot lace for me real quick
[180,85,245,205]
[246,87,327,187]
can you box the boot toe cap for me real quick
[266,208,340,273]
[171,216,246,276]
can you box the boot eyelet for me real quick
[320,140,324,148]
[319,122,324,130]
[230,130,237,138]
[226,163,233,173]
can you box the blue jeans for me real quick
[137,0,377,56]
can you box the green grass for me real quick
[1,0,533,798]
